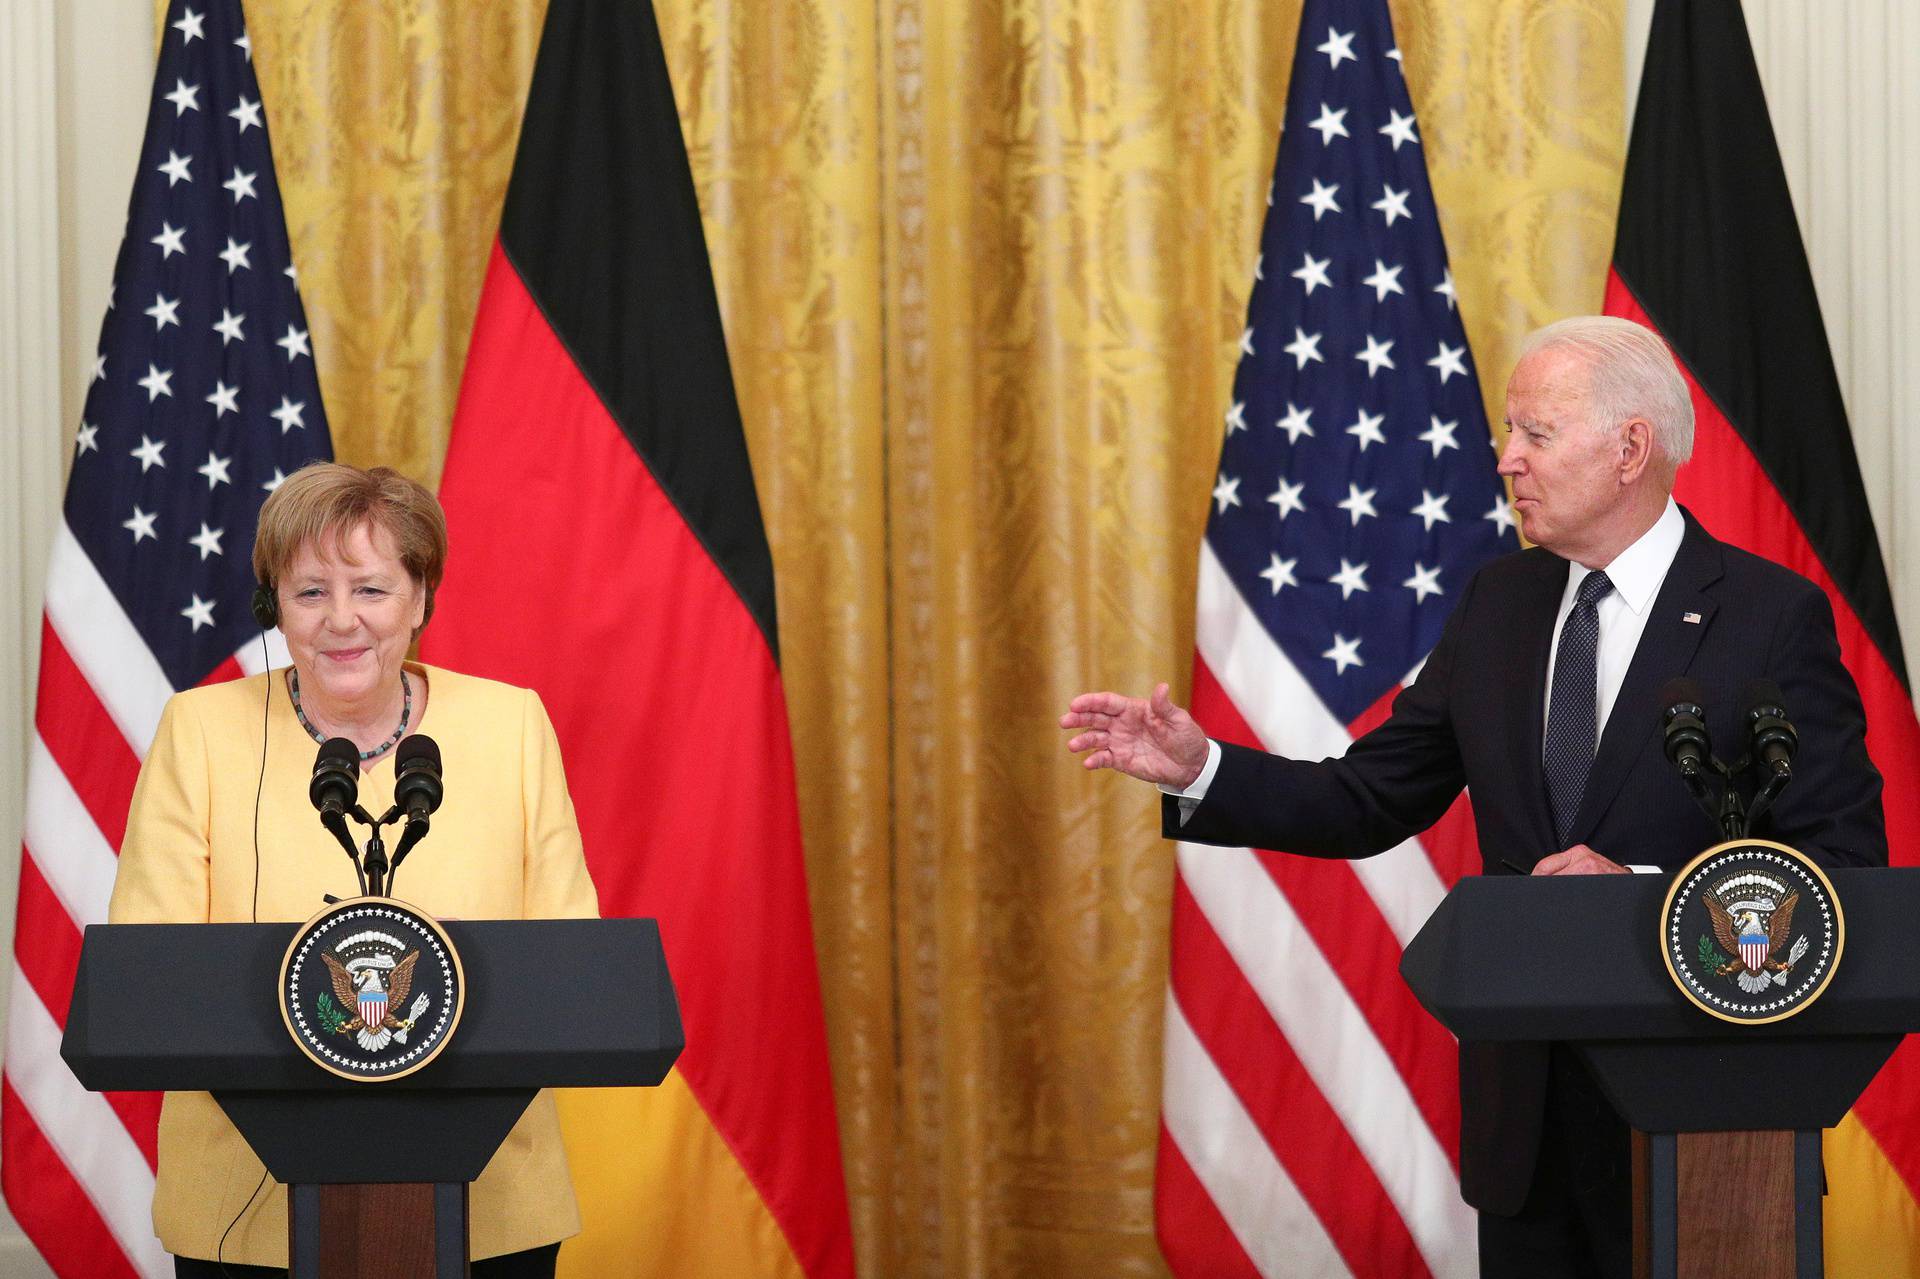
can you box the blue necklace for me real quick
[289,669,411,761]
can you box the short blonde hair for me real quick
[253,462,448,626]
[1517,316,1695,469]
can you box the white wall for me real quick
[0,1,1916,1274]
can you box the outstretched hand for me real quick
[1060,683,1209,788]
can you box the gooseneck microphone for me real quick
[1740,678,1798,779]
[386,735,444,895]
[309,739,369,894]
[1659,678,1712,778]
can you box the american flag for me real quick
[1156,1,1517,1275]
[1,1,329,1273]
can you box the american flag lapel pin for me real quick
[1682,611,1702,625]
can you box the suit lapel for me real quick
[1510,551,1566,855]
[1569,515,1723,844]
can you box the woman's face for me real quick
[278,521,426,715]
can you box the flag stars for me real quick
[212,308,246,345]
[1259,554,1299,594]
[74,423,99,457]
[1378,109,1419,151]
[205,380,240,417]
[1485,495,1516,536]
[1345,408,1387,451]
[1225,401,1248,435]
[1237,327,1255,357]
[1307,103,1350,146]
[1354,334,1396,377]
[1300,178,1343,221]
[1291,252,1332,295]
[123,506,158,544]
[91,352,107,382]
[1283,327,1324,369]
[144,293,181,332]
[277,324,312,361]
[158,150,193,186]
[1411,489,1453,531]
[151,221,188,259]
[1323,633,1365,675]
[1276,403,1314,444]
[172,6,204,42]
[1212,475,1243,514]
[188,523,225,561]
[223,168,259,203]
[129,435,167,472]
[1434,268,1458,310]
[1404,563,1444,603]
[262,467,288,493]
[1316,26,1357,69]
[197,451,233,489]
[1361,259,1404,302]
[1268,476,1306,520]
[138,363,174,401]
[220,237,252,273]
[1337,482,1379,525]
[180,595,217,632]
[1330,558,1370,600]
[229,96,263,133]
[1371,184,1412,226]
[234,30,252,60]
[1419,415,1460,458]
[163,79,201,116]
[284,262,299,285]
[1428,340,1469,383]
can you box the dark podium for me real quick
[62,917,682,1278]
[1403,867,1919,1279]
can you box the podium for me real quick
[62,917,683,1278]
[1402,868,1920,1279]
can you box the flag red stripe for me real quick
[1191,658,1462,1165]
[1608,269,1920,1198]
[0,1086,140,1279]
[428,247,852,1274]
[33,622,140,855]
[1153,1121,1265,1279]
[1171,875,1429,1276]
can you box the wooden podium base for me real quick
[1632,1130,1822,1279]
[290,1182,469,1279]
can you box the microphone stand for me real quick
[344,804,405,898]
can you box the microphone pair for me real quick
[308,735,445,897]
[1659,678,1798,779]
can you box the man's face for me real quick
[1497,347,1627,559]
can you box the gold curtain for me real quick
[226,0,1622,1272]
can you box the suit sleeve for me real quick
[1165,570,1475,858]
[520,689,601,919]
[1761,585,1888,868]
[109,693,213,924]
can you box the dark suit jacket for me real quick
[1164,511,1887,1214]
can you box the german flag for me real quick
[423,0,853,1273]
[1605,0,1920,1264]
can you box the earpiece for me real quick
[251,582,278,629]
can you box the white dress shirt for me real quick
[1165,499,1689,869]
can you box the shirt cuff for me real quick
[1158,739,1222,804]
[1626,864,1661,874]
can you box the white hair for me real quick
[1517,316,1695,469]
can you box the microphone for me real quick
[310,737,360,818]
[1659,677,1712,778]
[387,735,444,893]
[1740,678,1797,779]
[393,735,444,826]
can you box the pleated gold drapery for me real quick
[227,0,1622,1272]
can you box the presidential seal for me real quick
[1659,839,1843,1025]
[279,898,464,1081]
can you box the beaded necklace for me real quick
[290,669,412,761]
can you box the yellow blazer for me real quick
[108,661,600,1265]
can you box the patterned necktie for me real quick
[1544,570,1615,846]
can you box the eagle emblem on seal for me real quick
[320,930,432,1051]
[1703,872,1812,995]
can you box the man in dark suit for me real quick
[1062,316,1886,1277]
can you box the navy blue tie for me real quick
[1545,570,1615,845]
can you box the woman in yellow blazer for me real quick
[109,462,598,1278]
